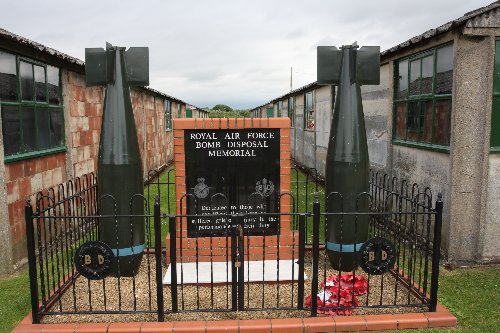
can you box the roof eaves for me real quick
[0,28,84,67]
[381,1,500,59]
[0,27,198,107]
[252,81,319,111]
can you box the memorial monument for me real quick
[85,43,149,276]
[317,43,380,271]
[167,118,297,268]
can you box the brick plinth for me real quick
[165,230,300,263]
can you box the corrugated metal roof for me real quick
[0,27,191,105]
[0,28,84,66]
[252,81,318,111]
[381,1,500,58]
[135,86,185,105]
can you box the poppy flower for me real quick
[305,273,368,316]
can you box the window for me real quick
[0,50,64,160]
[177,103,183,118]
[266,107,273,118]
[288,96,295,127]
[304,91,314,129]
[491,38,500,152]
[164,100,172,131]
[277,100,286,117]
[186,108,192,118]
[393,44,453,149]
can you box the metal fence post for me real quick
[297,213,306,309]
[237,217,244,311]
[231,232,238,311]
[169,216,178,313]
[430,193,443,312]
[25,197,40,324]
[153,196,165,321]
[311,193,320,317]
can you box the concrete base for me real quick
[163,259,306,284]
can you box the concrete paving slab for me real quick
[163,260,306,284]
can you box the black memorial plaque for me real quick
[75,241,115,280]
[358,237,397,275]
[184,128,281,237]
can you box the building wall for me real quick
[165,130,174,164]
[361,63,391,170]
[252,23,500,264]
[291,92,305,167]
[483,155,500,262]
[0,112,12,275]
[65,71,102,179]
[391,145,452,249]
[131,90,166,174]
[448,33,496,264]
[376,32,456,254]
[314,86,332,176]
[0,60,192,274]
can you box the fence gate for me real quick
[167,194,307,314]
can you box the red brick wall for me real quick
[68,73,174,180]
[5,153,66,264]
[130,89,171,173]
[66,71,102,178]
[155,97,167,168]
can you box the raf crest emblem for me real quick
[255,178,275,196]
[193,177,210,199]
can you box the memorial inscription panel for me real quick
[184,128,280,237]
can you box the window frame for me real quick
[1,50,65,163]
[392,43,453,153]
[266,107,273,118]
[277,100,284,117]
[177,103,183,118]
[164,100,172,131]
[491,37,500,153]
[304,91,315,130]
[288,96,295,127]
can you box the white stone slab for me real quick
[163,260,307,285]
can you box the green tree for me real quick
[208,109,250,118]
[212,104,233,112]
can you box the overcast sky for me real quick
[0,0,493,109]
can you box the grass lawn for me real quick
[0,270,31,333]
[398,265,500,333]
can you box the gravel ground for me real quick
[43,251,424,323]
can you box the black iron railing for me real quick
[25,173,162,323]
[25,166,443,323]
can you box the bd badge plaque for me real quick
[75,241,115,280]
[359,237,397,275]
